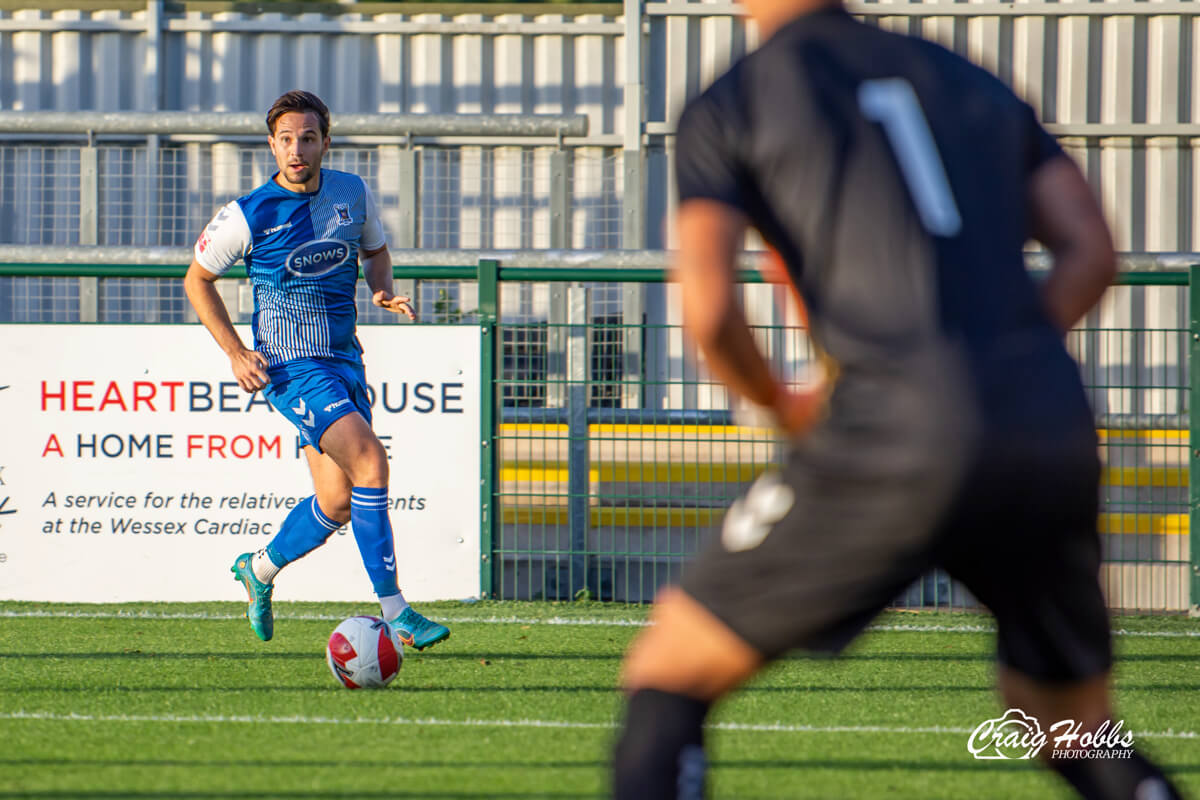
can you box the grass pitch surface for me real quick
[1,601,1197,799]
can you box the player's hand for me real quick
[772,387,826,438]
[373,290,417,321]
[229,347,270,393]
[770,364,832,439]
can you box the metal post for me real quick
[79,145,98,246]
[621,149,646,410]
[547,283,567,408]
[623,0,648,410]
[547,152,572,411]
[567,285,590,598]
[622,0,645,246]
[144,135,160,248]
[79,142,99,322]
[79,277,98,324]
[1189,263,1200,616]
[550,150,569,249]
[388,144,419,309]
[395,146,419,249]
[144,0,164,112]
[623,0,644,157]
[478,259,500,599]
[621,282,644,409]
[144,0,163,261]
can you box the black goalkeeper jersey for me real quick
[675,6,1093,440]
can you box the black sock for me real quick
[1050,748,1181,800]
[613,688,710,800]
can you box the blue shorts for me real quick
[262,358,373,453]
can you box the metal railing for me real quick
[2,254,1198,615]
[0,111,638,256]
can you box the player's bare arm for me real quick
[675,199,825,438]
[183,260,269,393]
[1029,155,1117,333]
[363,245,416,321]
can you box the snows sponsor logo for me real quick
[285,239,351,277]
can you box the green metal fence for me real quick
[3,261,1199,615]
[454,263,1199,615]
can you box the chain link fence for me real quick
[0,269,1193,614]
[0,143,624,251]
[485,279,1193,613]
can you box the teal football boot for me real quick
[231,552,274,642]
[389,607,450,651]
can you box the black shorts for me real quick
[680,425,1112,683]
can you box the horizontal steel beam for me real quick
[0,111,588,138]
[647,0,1200,17]
[163,19,624,35]
[0,247,671,268]
[502,407,1186,430]
[0,246,1193,276]
[647,121,1200,138]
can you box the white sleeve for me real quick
[194,201,251,276]
[360,181,387,253]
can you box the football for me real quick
[325,615,403,689]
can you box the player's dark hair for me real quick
[266,90,330,137]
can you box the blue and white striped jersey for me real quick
[194,169,387,367]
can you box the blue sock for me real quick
[267,496,342,565]
[350,487,400,597]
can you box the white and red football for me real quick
[325,615,403,689]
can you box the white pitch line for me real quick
[2,609,1198,638]
[1,711,1195,741]
[0,609,649,626]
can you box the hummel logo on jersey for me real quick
[261,221,293,236]
[206,207,230,232]
[291,398,316,428]
[334,204,352,226]
[383,555,396,572]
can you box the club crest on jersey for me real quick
[334,204,352,226]
[285,238,351,277]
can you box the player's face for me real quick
[268,111,330,192]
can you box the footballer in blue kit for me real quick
[183,90,450,650]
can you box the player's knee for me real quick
[336,437,389,488]
[621,587,762,699]
[316,492,351,525]
[353,447,389,488]
[998,667,1111,731]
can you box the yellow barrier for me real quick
[498,507,1187,534]
[501,462,1188,488]
[496,425,1191,534]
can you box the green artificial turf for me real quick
[1,602,1197,798]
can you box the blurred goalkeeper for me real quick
[183,90,449,651]
[611,0,1181,798]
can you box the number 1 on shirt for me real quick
[858,78,962,238]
